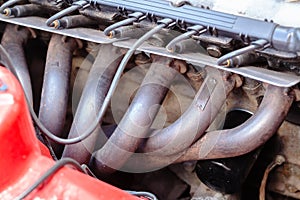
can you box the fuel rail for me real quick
[74,0,300,53]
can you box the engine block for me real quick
[0,0,299,199]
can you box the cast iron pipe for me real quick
[39,34,78,155]
[62,45,123,164]
[140,67,237,156]
[1,24,33,104]
[121,84,294,172]
[177,84,294,161]
[89,56,179,175]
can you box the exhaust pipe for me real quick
[195,109,256,194]
[89,56,179,175]
[178,84,294,161]
[1,24,34,104]
[62,45,123,164]
[121,84,293,172]
[140,67,237,155]
[39,34,78,155]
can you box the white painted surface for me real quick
[167,0,300,27]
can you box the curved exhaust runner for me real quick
[177,84,294,161]
[62,45,123,164]
[89,56,179,176]
[39,34,78,155]
[122,84,294,171]
[140,67,237,156]
[1,24,34,104]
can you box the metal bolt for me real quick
[207,45,222,58]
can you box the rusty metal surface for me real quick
[0,16,117,44]
[108,59,197,128]
[90,56,179,175]
[179,85,294,160]
[267,121,300,199]
[1,24,33,104]
[119,85,294,172]
[277,121,300,166]
[39,34,78,155]
[62,45,123,164]
[140,67,236,156]
[0,16,299,87]
[0,1,300,198]
[269,163,300,199]
[114,39,300,87]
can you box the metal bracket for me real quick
[196,77,217,111]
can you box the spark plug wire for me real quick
[0,18,174,145]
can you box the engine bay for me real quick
[0,0,300,199]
